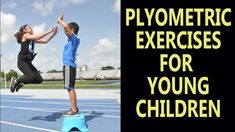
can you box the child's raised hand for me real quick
[58,13,64,23]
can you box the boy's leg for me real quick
[68,89,78,112]
[63,66,78,115]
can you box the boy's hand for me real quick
[58,13,64,23]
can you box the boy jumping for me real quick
[58,13,80,116]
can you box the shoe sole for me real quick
[9,77,15,93]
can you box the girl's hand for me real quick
[53,27,58,35]
[49,27,54,33]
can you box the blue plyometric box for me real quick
[61,113,88,132]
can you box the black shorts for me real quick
[63,66,76,89]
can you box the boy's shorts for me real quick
[63,65,76,89]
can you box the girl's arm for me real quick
[22,28,54,41]
[35,27,58,44]
[57,13,73,37]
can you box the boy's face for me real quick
[68,25,74,34]
[64,26,74,37]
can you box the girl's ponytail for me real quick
[15,24,28,43]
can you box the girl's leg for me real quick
[10,59,34,92]
[27,61,43,84]
[32,71,43,84]
[10,59,43,92]
[17,59,37,84]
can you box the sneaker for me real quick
[63,108,80,116]
[9,77,17,93]
[15,83,24,92]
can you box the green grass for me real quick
[1,80,120,89]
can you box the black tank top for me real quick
[18,40,34,59]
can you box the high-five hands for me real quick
[58,13,64,23]
[52,26,58,35]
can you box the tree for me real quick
[0,71,4,78]
[6,70,18,81]
[101,66,115,70]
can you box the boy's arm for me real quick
[57,13,73,37]
[35,27,58,44]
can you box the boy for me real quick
[58,13,80,116]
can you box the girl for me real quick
[10,24,58,93]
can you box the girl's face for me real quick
[23,26,33,34]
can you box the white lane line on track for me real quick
[1,99,119,107]
[1,106,120,118]
[1,106,57,112]
[0,105,119,112]
[0,120,59,132]
[84,113,120,118]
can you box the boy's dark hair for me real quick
[68,22,79,35]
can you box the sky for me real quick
[1,0,120,73]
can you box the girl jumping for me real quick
[9,24,58,93]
